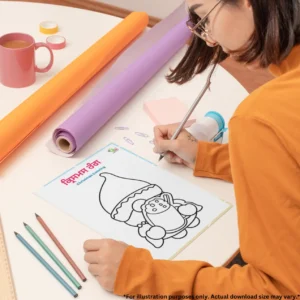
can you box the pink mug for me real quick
[0,32,54,88]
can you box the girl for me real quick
[83,0,300,295]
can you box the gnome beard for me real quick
[98,173,203,248]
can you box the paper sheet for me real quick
[36,144,232,260]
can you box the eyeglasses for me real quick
[186,1,222,46]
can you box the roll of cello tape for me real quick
[46,35,66,50]
[39,21,58,34]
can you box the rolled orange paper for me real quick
[0,12,149,164]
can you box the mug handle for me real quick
[34,42,54,73]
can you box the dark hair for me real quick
[167,0,300,84]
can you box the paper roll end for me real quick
[57,137,72,153]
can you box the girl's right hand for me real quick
[153,124,199,169]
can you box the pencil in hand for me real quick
[14,232,78,298]
[35,213,87,282]
[158,154,164,161]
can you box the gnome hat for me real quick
[99,173,162,222]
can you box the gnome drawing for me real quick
[98,173,203,248]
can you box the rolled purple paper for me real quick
[53,19,191,155]
[90,2,187,92]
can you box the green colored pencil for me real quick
[24,223,81,290]
[15,232,78,298]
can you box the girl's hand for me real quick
[153,124,198,169]
[84,239,128,292]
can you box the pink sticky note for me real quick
[143,98,196,127]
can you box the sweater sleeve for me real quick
[114,116,300,296]
[193,141,232,183]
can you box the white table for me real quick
[0,2,249,300]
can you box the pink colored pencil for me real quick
[35,213,87,282]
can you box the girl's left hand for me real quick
[84,239,129,292]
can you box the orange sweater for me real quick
[114,45,300,295]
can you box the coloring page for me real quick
[36,144,231,259]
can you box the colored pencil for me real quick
[158,63,217,161]
[24,223,82,290]
[35,213,87,282]
[14,232,78,298]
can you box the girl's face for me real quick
[186,0,255,55]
